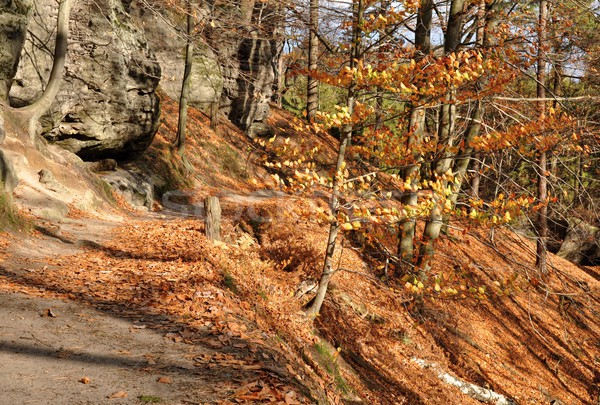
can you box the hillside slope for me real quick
[0,97,598,404]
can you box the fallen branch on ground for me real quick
[412,358,516,404]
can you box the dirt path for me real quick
[0,291,222,405]
[0,213,310,405]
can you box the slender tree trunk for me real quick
[175,0,195,154]
[375,0,392,127]
[17,0,73,140]
[419,92,457,273]
[307,0,363,318]
[240,0,255,25]
[574,152,581,206]
[399,107,425,266]
[210,101,219,130]
[271,3,285,107]
[414,0,432,55]
[274,44,285,107]
[306,0,319,122]
[469,156,481,199]
[398,0,432,267]
[444,0,465,53]
[536,0,548,275]
[418,0,465,274]
[443,0,496,227]
[204,196,221,241]
[446,101,483,210]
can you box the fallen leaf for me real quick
[164,332,183,343]
[157,376,173,384]
[108,390,128,399]
[144,354,157,365]
[237,393,261,400]
[41,308,57,317]
[285,390,300,404]
[56,349,71,359]
[79,376,91,384]
[204,339,224,348]
[242,364,263,370]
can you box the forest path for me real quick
[0,209,308,405]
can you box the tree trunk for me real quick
[443,0,496,229]
[446,100,483,216]
[271,3,286,107]
[536,0,548,275]
[418,0,465,275]
[210,101,219,131]
[444,0,465,54]
[204,196,221,241]
[375,0,392,127]
[469,156,481,199]
[307,0,363,318]
[240,0,255,26]
[17,0,73,140]
[306,0,319,122]
[414,0,433,55]
[398,0,432,267]
[175,0,195,154]
[399,107,425,266]
[418,93,457,274]
[0,0,32,102]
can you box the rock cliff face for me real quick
[209,2,281,137]
[0,0,31,101]
[4,0,280,162]
[133,1,281,137]
[9,0,161,159]
[557,218,600,265]
[130,5,222,117]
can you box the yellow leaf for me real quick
[341,223,353,231]
[108,391,128,399]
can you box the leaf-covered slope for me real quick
[0,97,598,404]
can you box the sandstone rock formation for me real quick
[5,0,282,164]
[133,1,281,138]
[131,5,222,117]
[0,0,31,101]
[557,218,600,265]
[206,1,281,137]
[0,108,19,193]
[2,0,282,207]
[102,167,154,210]
[0,149,19,193]
[9,0,161,159]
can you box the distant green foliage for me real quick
[282,76,346,118]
